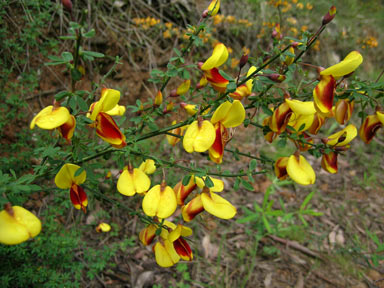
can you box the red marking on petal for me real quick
[173,237,193,261]
[70,184,87,213]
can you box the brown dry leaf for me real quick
[294,272,304,288]
[135,271,154,288]
[263,272,273,287]
[202,235,219,260]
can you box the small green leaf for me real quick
[61,52,73,62]
[74,167,85,177]
[83,29,96,38]
[204,176,214,188]
[226,81,237,93]
[249,159,257,171]
[182,175,191,186]
[55,91,71,101]
[233,176,240,191]
[82,50,104,58]
[241,178,254,191]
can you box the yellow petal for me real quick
[285,99,316,115]
[287,155,316,185]
[55,163,86,189]
[320,51,363,78]
[142,184,177,218]
[246,66,257,92]
[207,0,220,16]
[30,106,70,130]
[154,240,180,267]
[201,43,228,70]
[326,124,357,146]
[211,100,245,128]
[105,104,126,116]
[182,195,204,222]
[90,88,120,120]
[195,176,224,192]
[183,120,216,153]
[139,159,156,175]
[0,206,42,245]
[176,80,191,95]
[288,113,314,132]
[139,224,157,245]
[96,223,111,232]
[201,191,237,219]
[376,111,384,125]
[117,167,151,196]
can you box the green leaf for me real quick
[262,215,272,233]
[204,176,214,188]
[82,50,104,58]
[74,167,85,177]
[219,70,233,81]
[226,81,237,93]
[237,213,258,224]
[71,68,82,81]
[173,48,181,57]
[182,175,191,186]
[55,91,71,101]
[300,191,314,211]
[249,159,257,171]
[61,52,73,62]
[233,176,240,191]
[241,178,254,191]
[83,29,96,38]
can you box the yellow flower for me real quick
[30,105,70,130]
[96,222,111,233]
[207,0,220,16]
[183,119,215,153]
[201,43,228,71]
[142,182,177,219]
[139,159,156,175]
[0,204,42,245]
[287,154,316,185]
[117,165,151,196]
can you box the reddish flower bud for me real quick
[202,9,209,18]
[267,74,286,83]
[239,54,249,69]
[169,89,178,97]
[322,6,336,25]
[62,0,73,12]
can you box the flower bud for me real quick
[62,0,72,12]
[154,90,163,107]
[267,74,286,83]
[202,9,209,18]
[322,6,336,25]
[239,54,248,69]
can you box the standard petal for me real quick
[176,80,191,95]
[55,163,86,189]
[320,51,363,78]
[287,155,316,185]
[142,184,177,219]
[0,206,42,245]
[246,66,257,92]
[105,104,126,116]
[334,99,354,125]
[211,101,232,124]
[377,111,384,125]
[288,113,314,132]
[117,168,135,196]
[195,176,224,192]
[90,88,121,120]
[201,191,237,219]
[183,120,215,153]
[31,106,70,130]
[285,99,316,115]
[207,0,220,16]
[138,159,156,175]
[201,43,228,70]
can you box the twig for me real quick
[267,234,324,260]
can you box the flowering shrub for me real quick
[1,0,383,273]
